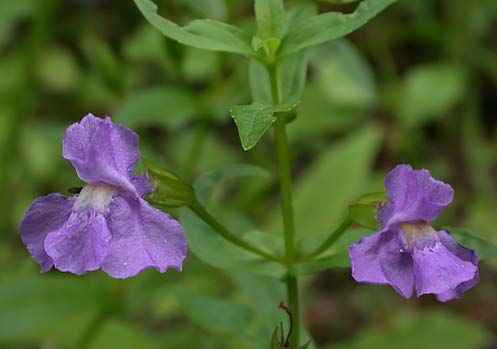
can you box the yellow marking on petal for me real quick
[400,222,437,247]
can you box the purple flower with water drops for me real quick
[348,164,478,301]
[19,114,187,278]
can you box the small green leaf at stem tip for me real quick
[142,158,196,208]
[230,101,300,151]
[255,0,285,40]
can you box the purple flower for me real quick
[19,114,187,278]
[348,164,478,301]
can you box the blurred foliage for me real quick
[0,0,497,348]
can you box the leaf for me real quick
[36,46,81,92]
[195,164,269,206]
[267,126,382,239]
[114,87,199,130]
[287,40,375,141]
[324,310,491,349]
[445,227,497,260]
[250,50,309,104]
[89,321,159,349]
[348,204,379,230]
[230,102,300,150]
[133,0,260,60]
[254,0,285,59]
[229,273,286,348]
[0,272,103,345]
[179,165,284,278]
[348,192,386,230]
[277,0,396,58]
[314,40,376,108]
[396,63,466,126]
[179,208,285,278]
[255,0,285,40]
[290,230,366,276]
[177,287,254,337]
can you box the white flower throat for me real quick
[73,184,117,213]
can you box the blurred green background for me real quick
[1,0,497,348]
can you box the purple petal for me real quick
[19,193,74,272]
[435,231,479,301]
[63,114,141,194]
[101,196,187,278]
[382,164,453,225]
[349,230,389,285]
[412,237,477,297]
[44,212,111,275]
[379,231,414,298]
[130,174,154,197]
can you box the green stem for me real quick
[305,217,353,260]
[268,63,300,346]
[269,65,295,260]
[189,201,283,263]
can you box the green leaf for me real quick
[445,227,497,259]
[349,204,379,230]
[0,272,102,345]
[254,0,285,59]
[267,126,382,239]
[229,273,285,349]
[290,230,366,276]
[89,321,159,349]
[230,102,299,150]
[36,46,81,92]
[278,0,396,58]
[179,208,285,278]
[177,287,254,337]
[133,0,260,60]
[287,40,375,141]
[314,40,376,108]
[255,0,285,40]
[348,192,386,230]
[179,165,284,277]
[324,310,491,349]
[250,50,309,104]
[395,63,466,126]
[114,87,199,130]
[195,164,269,206]
[143,159,196,208]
